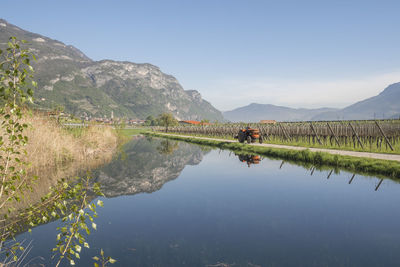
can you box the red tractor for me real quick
[237,127,263,144]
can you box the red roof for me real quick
[180,120,212,125]
[181,120,201,125]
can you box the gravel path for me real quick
[157,133,400,162]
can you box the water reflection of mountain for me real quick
[94,136,206,198]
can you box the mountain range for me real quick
[0,19,224,121]
[223,82,400,122]
[1,19,399,122]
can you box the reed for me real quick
[22,115,118,169]
[0,114,118,211]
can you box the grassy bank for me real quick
[146,132,400,179]
[118,128,150,137]
[1,114,119,211]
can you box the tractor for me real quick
[237,127,263,144]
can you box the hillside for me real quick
[312,82,400,120]
[224,83,400,122]
[0,19,224,121]
[223,103,337,122]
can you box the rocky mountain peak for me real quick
[185,90,203,102]
[0,18,224,121]
[81,60,183,91]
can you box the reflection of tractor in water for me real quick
[237,154,262,167]
[237,127,263,144]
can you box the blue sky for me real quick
[1,0,399,110]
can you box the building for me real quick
[179,120,212,126]
[260,120,277,124]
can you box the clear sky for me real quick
[1,0,399,110]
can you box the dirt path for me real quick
[156,133,400,162]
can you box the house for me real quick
[179,120,212,126]
[260,120,277,124]
[128,119,145,125]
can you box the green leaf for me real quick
[97,200,103,207]
[92,223,97,230]
[92,256,99,261]
[109,258,117,264]
[70,259,75,265]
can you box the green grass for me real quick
[63,126,87,138]
[145,132,400,179]
[119,128,150,137]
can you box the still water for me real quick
[18,136,400,266]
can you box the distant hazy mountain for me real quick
[0,19,224,121]
[223,103,338,122]
[390,113,400,119]
[224,83,400,122]
[312,82,400,120]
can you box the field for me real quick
[153,119,400,154]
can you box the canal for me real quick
[17,136,400,266]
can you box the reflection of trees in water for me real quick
[1,152,113,217]
[156,140,179,155]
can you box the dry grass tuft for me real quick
[24,115,117,169]
[0,113,118,211]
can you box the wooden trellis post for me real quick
[310,122,322,145]
[327,122,340,146]
[279,123,291,141]
[349,123,364,149]
[375,121,394,151]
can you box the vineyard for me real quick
[152,119,400,154]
